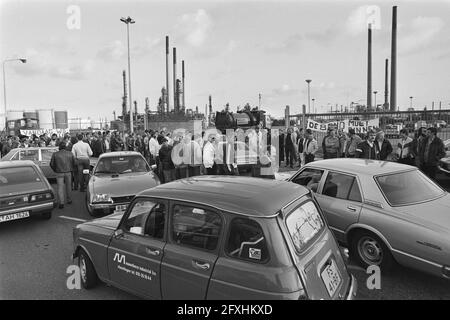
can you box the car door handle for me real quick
[347,206,357,212]
[145,248,160,256]
[193,261,210,270]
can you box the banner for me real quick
[20,128,70,137]
[307,118,379,134]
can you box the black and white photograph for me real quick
[0,0,450,303]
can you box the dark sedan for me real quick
[0,160,57,223]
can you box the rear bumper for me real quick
[0,201,55,220]
[345,274,358,300]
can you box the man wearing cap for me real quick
[72,133,93,192]
[50,142,76,209]
[345,128,362,158]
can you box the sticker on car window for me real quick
[249,248,261,260]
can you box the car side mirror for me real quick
[114,229,124,238]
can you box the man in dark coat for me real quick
[419,127,446,180]
[356,130,379,160]
[375,131,393,160]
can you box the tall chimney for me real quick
[367,24,372,111]
[384,59,389,110]
[165,36,170,114]
[182,60,185,112]
[209,95,212,115]
[390,6,397,112]
[173,47,177,113]
[122,70,127,119]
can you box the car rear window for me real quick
[376,170,444,206]
[285,201,325,252]
[0,167,46,194]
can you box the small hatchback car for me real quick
[72,176,357,300]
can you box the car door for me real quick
[161,202,223,300]
[313,171,363,243]
[107,197,168,299]
[39,148,58,178]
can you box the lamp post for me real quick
[2,58,27,130]
[409,96,413,109]
[312,98,315,114]
[373,90,378,111]
[305,79,312,114]
[120,16,135,133]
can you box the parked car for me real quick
[73,176,357,300]
[0,160,56,223]
[1,147,98,179]
[85,151,160,217]
[288,158,450,279]
[438,139,450,176]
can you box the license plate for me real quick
[115,205,127,212]
[321,259,342,297]
[0,211,30,223]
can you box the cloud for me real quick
[174,9,213,47]
[346,5,382,36]
[263,27,338,53]
[398,16,445,55]
[272,84,299,97]
[97,37,162,61]
[11,48,94,80]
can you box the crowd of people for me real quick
[278,126,446,180]
[1,125,446,209]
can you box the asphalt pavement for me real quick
[0,172,449,300]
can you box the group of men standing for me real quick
[279,128,318,168]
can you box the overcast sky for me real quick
[1,0,450,122]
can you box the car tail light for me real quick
[29,192,53,202]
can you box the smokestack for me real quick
[390,6,397,112]
[384,59,389,110]
[165,36,170,114]
[122,70,127,119]
[367,24,372,111]
[209,95,212,115]
[182,60,185,112]
[173,47,177,113]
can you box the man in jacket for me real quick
[203,134,216,175]
[50,142,76,209]
[395,129,414,165]
[159,138,176,183]
[285,128,296,168]
[303,129,318,164]
[419,127,446,180]
[356,130,379,160]
[91,133,105,158]
[279,129,285,166]
[72,133,93,192]
[322,128,341,159]
[375,131,393,160]
[345,128,362,158]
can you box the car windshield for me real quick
[94,155,149,174]
[376,170,445,206]
[0,167,46,194]
[285,200,325,252]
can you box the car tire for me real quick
[41,211,52,220]
[350,230,395,272]
[78,249,99,289]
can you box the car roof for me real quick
[305,158,416,176]
[99,151,142,158]
[138,176,309,217]
[0,160,37,168]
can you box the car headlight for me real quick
[92,194,113,203]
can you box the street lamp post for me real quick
[373,91,378,111]
[2,58,27,130]
[409,96,413,109]
[120,16,135,133]
[312,98,315,114]
[305,79,312,114]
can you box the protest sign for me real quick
[20,128,70,137]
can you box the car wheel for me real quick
[350,230,395,272]
[41,211,52,220]
[78,249,99,289]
